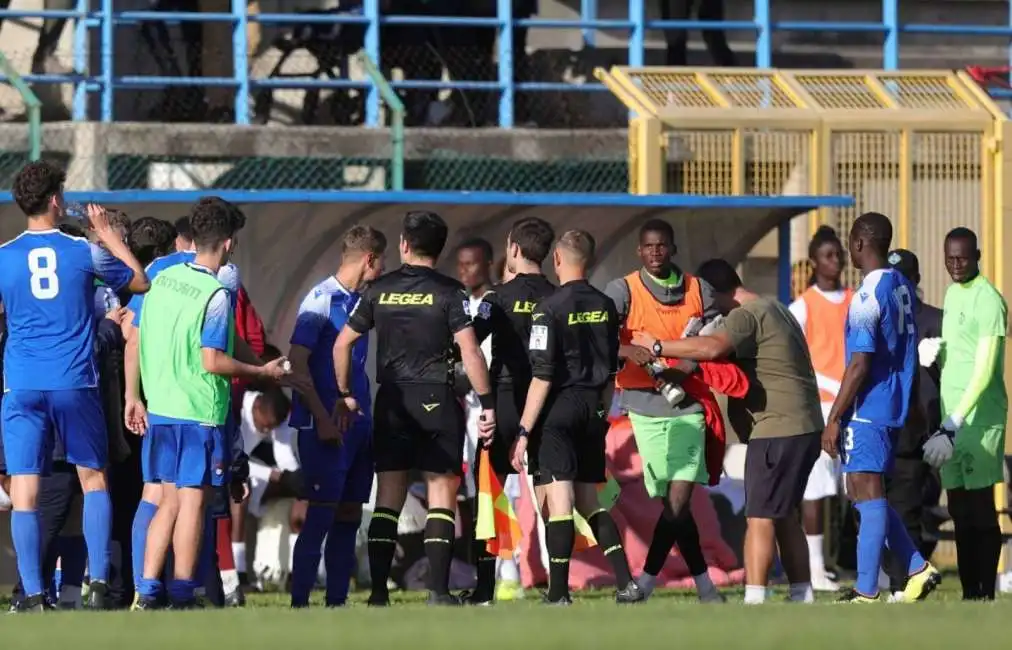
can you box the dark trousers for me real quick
[884,456,931,591]
[108,449,144,608]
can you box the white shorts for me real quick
[804,403,839,500]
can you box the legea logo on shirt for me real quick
[378,292,434,306]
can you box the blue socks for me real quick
[131,500,158,589]
[885,504,927,575]
[168,578,197,604]
[855,498,888,597]
[291,505,334,607]
[325,520,360,606]
[83,490,112,583]
[12,510,43,596]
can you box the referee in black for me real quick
[465,216,557,604]
[510,229,643,605]
[333,211,496,607]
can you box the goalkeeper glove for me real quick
[922,427,955,469]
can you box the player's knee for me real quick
[76,466,107,493]
[375,471,410,511]
[142,482,163,506]
[289,499,308,532]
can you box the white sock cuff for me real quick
[232,542,247,572]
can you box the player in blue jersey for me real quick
[122,200,250,606]
[0,161,150,612]
[288,225,387,608]
[821,211,942,603]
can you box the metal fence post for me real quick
[100,0,114,121]
[628,0,644,67]
[882,0,899,70]
[364,0,381,127]
[72,0,89,120]
[497,0,514,128]
[233,0,250,124]
[582,0,596,48]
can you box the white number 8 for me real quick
[28,247,59,299]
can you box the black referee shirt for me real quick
[472,273,557,387]
[347,264,472,385]
[527,279,619,391]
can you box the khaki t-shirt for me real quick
[723,298,824,440]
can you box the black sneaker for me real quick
[426,592,462,606]
[615,582,646,604]
[168,599,203,610]
[85,581,107,610]
[541,591,573,606]
[9,594,47,614]
[367,592,390,607]
[131,595,165,611]
[836,589,879,603]
[459,589,494,607]
[224,589,246,608]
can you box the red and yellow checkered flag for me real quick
[475,448,523,559]
[573,469,621,552]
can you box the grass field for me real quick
[2,578,1010,649]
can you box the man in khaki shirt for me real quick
[631,259,823,605]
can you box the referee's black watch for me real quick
[517,425,530,439]
[652,340,663,357]
[338,389,352,399]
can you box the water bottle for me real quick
[64,201,86,222]
[646,360,685,406]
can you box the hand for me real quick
[105,306,127,325]
[86,203,114,240]
[332,396,361,436]
[922,428,955,469]
[821,420,840,458]
[918,337,943,368]
[259,357,290,382]
[124,398,148,435]
[316,415,344,447]
[630,331,658,353]
[477,409,496,444]
[230,478,250,504]
[624,344,655,367]
[511,434,528,473]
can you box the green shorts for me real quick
[628,412,708,497]
[940,425,1006,491]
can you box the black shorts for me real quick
[373,383,465,476]
[483,384,526,476]
[744,431,821,519]
[529,388,607,487]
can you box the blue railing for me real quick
[1,0,1012,127]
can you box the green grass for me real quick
[2,580,1009,649]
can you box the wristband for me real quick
[338,389,352,399]
[478,393,494,410]
[517,425,530,439]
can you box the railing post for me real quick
[100,0,114,121]
[754,0,771,68]
[497,0,514,128]
[72,0,89,120]
[628,0,644,67]
[581,0,596,48]
[364,0,381,127]
[882,0,899,70]
[232,0,250,124]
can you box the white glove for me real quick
[699,315,725,337]
[922,428,955,469]
[918,337,943,368]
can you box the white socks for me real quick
[221,569,240,595]
[498,557,520,583]
[232,542,247,573]
[744,585,767,604]
[806,535,825,575]
[789,582,815,603]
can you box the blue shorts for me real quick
[298,421,373,504]
[1,388,107,475]
[147,422,228,489]
[841,421,897,474]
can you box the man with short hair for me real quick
[132,198,287,609]
[0,161,150,612]
[334,211,496,606]
[922,227,1007,600]
[637,258,822,605]
[822,212,940,603]
[466,217,557,604]
[510,230,643,605]
[288,225,387,608]
[174,216,193,252]
[605,218,723,602]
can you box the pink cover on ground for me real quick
[517,417,745,589]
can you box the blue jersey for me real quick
[844,267,918,428]
[289,276,371,428]
[128,251,240,326]
[0,230,134,391]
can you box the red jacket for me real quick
[679,361,749,486]
[231,283,267,410]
